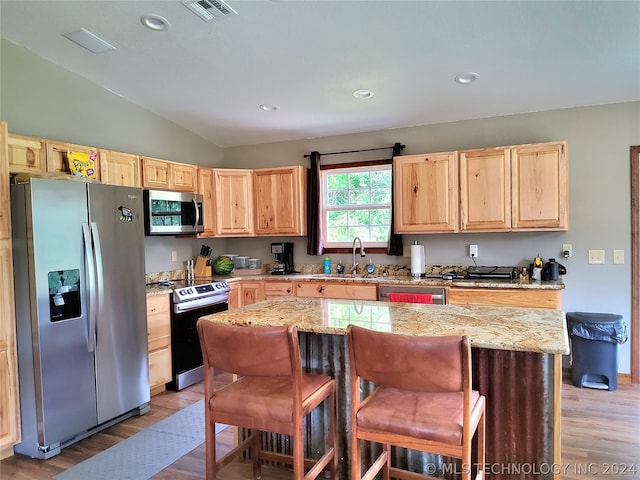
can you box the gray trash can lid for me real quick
[566,312,627,344]
[566,312,623,323]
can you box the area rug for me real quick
[54,399,226,480]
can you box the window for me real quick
[321,164,392,248]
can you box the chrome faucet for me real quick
[351,237,366,273]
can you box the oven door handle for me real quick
[174,295,229,314]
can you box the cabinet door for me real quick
[1,124,11,241]
[295,281,377,300]
[46,141,99,179]
[213,169,254,236]
[0,242,21,454]
[170,162,196,192]
[197,167,215,237]
[511,142,568,230]
[99,149,141,187]
[141,156,171,190]
[460,147,511,231]
[227,283,241,309]
[253,166,307,236]
[393,152,458,233]
[240,281,266,306]
[146,295,172,395]
[265,281,296,299]
[7,134,45,175]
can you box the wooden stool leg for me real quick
[382,444,390,480]
[329,391,338,479]
[251,432,261,480]
[477,410,486,480]
[293,427,304,480]
[207,421,216,480]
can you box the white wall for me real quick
[225,102,640,374]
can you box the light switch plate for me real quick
[588,249,605,264]
[171,250,178,262]
[613,249,624,264]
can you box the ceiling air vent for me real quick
[182,0,237,22]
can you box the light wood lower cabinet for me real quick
[265,281,296,299]
[227,283,241,309]
[240,281,266,306]
[295,281,378,300]
[448,287,562,309]
[146,295,172,396]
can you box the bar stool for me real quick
[196,320,338,480]
[347,325,486,480]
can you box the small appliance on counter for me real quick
[466,266,518,279]
[271,242,295,275]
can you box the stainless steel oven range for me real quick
[167,280,230,391]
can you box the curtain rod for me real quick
[303,144,405,158]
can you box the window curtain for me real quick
[306,151,323,255]
[387,142,404,256]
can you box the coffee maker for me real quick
[271,242,294,275]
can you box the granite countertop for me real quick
[199,297,569,355]
[146,274,564,296]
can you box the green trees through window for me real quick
[322,165,392,246]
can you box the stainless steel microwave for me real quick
[143,189,204,236]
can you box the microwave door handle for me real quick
[193,197,199,230]
[82,223,97,353]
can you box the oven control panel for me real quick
[174,281,231,302]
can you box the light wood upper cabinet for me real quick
[146,294,172,396]
[460,147,512,231]
[394,152,459,233]
[7,134,45,175]
[253,166,307,236]
[1,127,12,241]
[197,167,215,237]
[45,140,99,179]
[169,162,196,192]
[213,169,254,236]
[141,156,171,189]
[99,149,141,187]
[511,142,568,230]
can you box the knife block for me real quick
[194,255,210,278]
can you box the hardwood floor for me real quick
[2,373,639,479]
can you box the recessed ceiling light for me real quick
[141,14,170,31]
[353,89,374,99]
[454,72,480,84]
[259,104,280,112]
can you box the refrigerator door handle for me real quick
[90,222,105,331]
[82,222,97,352]
[192,197,199,230]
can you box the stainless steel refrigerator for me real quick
[11,178,150,459]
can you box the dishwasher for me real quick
[378,285,446,304]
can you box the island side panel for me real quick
[298,332,556,480]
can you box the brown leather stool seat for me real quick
[347,325,486,480]
[197,321,338,480]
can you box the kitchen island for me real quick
[200,298,569,480]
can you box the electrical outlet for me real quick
[171,250,178,262]
[613,249,624,265]
[562,243,572,258]
[469,244,478,258]
[588,249,605,265]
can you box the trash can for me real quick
[566,312,628,391]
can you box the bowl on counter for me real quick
[247,258,262,269]
[234,256,249,269]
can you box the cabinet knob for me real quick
[318,286,324,293]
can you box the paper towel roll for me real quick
[411,244,425,277]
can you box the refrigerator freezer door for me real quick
[15,178,98,455]
[87,183,149,424]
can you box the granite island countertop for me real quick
[199,297,569,355]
